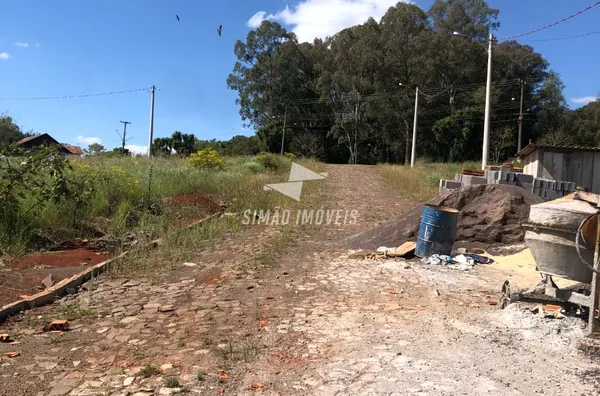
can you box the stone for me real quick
[182,262,197,267]
[73,361,81,367]
[42,273,54,289]
[48,379,81,395]
[38,361,58,370]
[123,377,135,386]
[100,355,116,365]
[158,305,175,313]
[119,316,138,325]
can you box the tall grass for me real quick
[0,153,323,259]
[376,161,479,202]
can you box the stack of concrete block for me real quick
[439,167,576,201]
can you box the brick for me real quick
[461,175,487,186]
[516,173,534,184]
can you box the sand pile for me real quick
[349,184,542,250]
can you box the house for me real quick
[516,143,600,193]
[16,133,83,156]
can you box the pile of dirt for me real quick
[348,184,543,250]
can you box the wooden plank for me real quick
[531,149,540,176]
[568,152,583,187]
[592,152,600,194]
[541,150,553,179]
[561,152,571,183]
[582,151,594,190]
[394,241,416,257]
[551,152,564,180]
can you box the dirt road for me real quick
[1,165,598,396]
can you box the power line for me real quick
[0,87,151,100]
[500,1,600,41]
[523,31,600,42]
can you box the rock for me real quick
[123,377,135,386]
[73,361,81,367]
[182,262,197,267]
[160,363,173,371]
[38,361,58,370]
[100,355,116,365]
[119,316,138,325]
[48,379,81,395]
[42,274,54,289]
[432,288,441,297]
[158,305,175,313]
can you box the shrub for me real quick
[245,161,265,174]
[187,149,225,170]
[283,152,295,160]
[254,152,285,171]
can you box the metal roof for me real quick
[516,143,600,157]
[63,145,84,155]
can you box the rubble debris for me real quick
[41,273,54,289]
[4,351,20,358]
[250,382,265,390]
[42,319,69,332]
[350,185,542,250]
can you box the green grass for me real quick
[376,161,479,202]
[0,153,320,258]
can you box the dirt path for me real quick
[1,165,598,396]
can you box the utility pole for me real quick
[280,105,288,156]
[481,33,494,170]
[119,121,131,155]
[517,79,526,152]
[410,87,419,168]
[147,85,156,158]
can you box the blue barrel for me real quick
[415,204,459,257]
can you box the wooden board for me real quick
[592,152,600,194]
[394,241,416,257]
[582,151,594,191]
[551,152,564,180]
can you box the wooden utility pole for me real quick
[280,105,288,156]
[517,79,526,152]
[147,85,156,158]
[119,121,131,155]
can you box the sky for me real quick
[0,0,599,154]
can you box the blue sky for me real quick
[1,0,598,153]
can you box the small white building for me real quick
[517,143,600,193]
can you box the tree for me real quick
[170,131,196,156]
[0,115,23,144]
[568,99,600,146]
[533,70,568,139]
[85,143,105,155]
[151,137,174,157]
[490,126,516,163]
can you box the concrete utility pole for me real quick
[481,33,494,170]
[119,121,131,155]
[410,87,419,168]
[147,85,156,158]
[517,79,526,152]
[280,105,288,156]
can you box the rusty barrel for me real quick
[415,204,459,257]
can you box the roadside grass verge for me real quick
[376,161,479,202]
[0,151,324,264]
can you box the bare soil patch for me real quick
[0,243,111,306]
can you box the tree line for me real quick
[226,0,600,164]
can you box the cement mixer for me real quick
[500,191,600,335]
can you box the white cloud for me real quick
[76,136,103,145]
[248,0,409,42]
[0,52,9,60]
[15,42,29,47]
[248,11,268,28]
[125,145,148,155]
[571,96,598,105]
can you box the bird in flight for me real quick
[176,15,180,21]
[217,24,222,36]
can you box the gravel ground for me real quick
[0,165,598,396]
